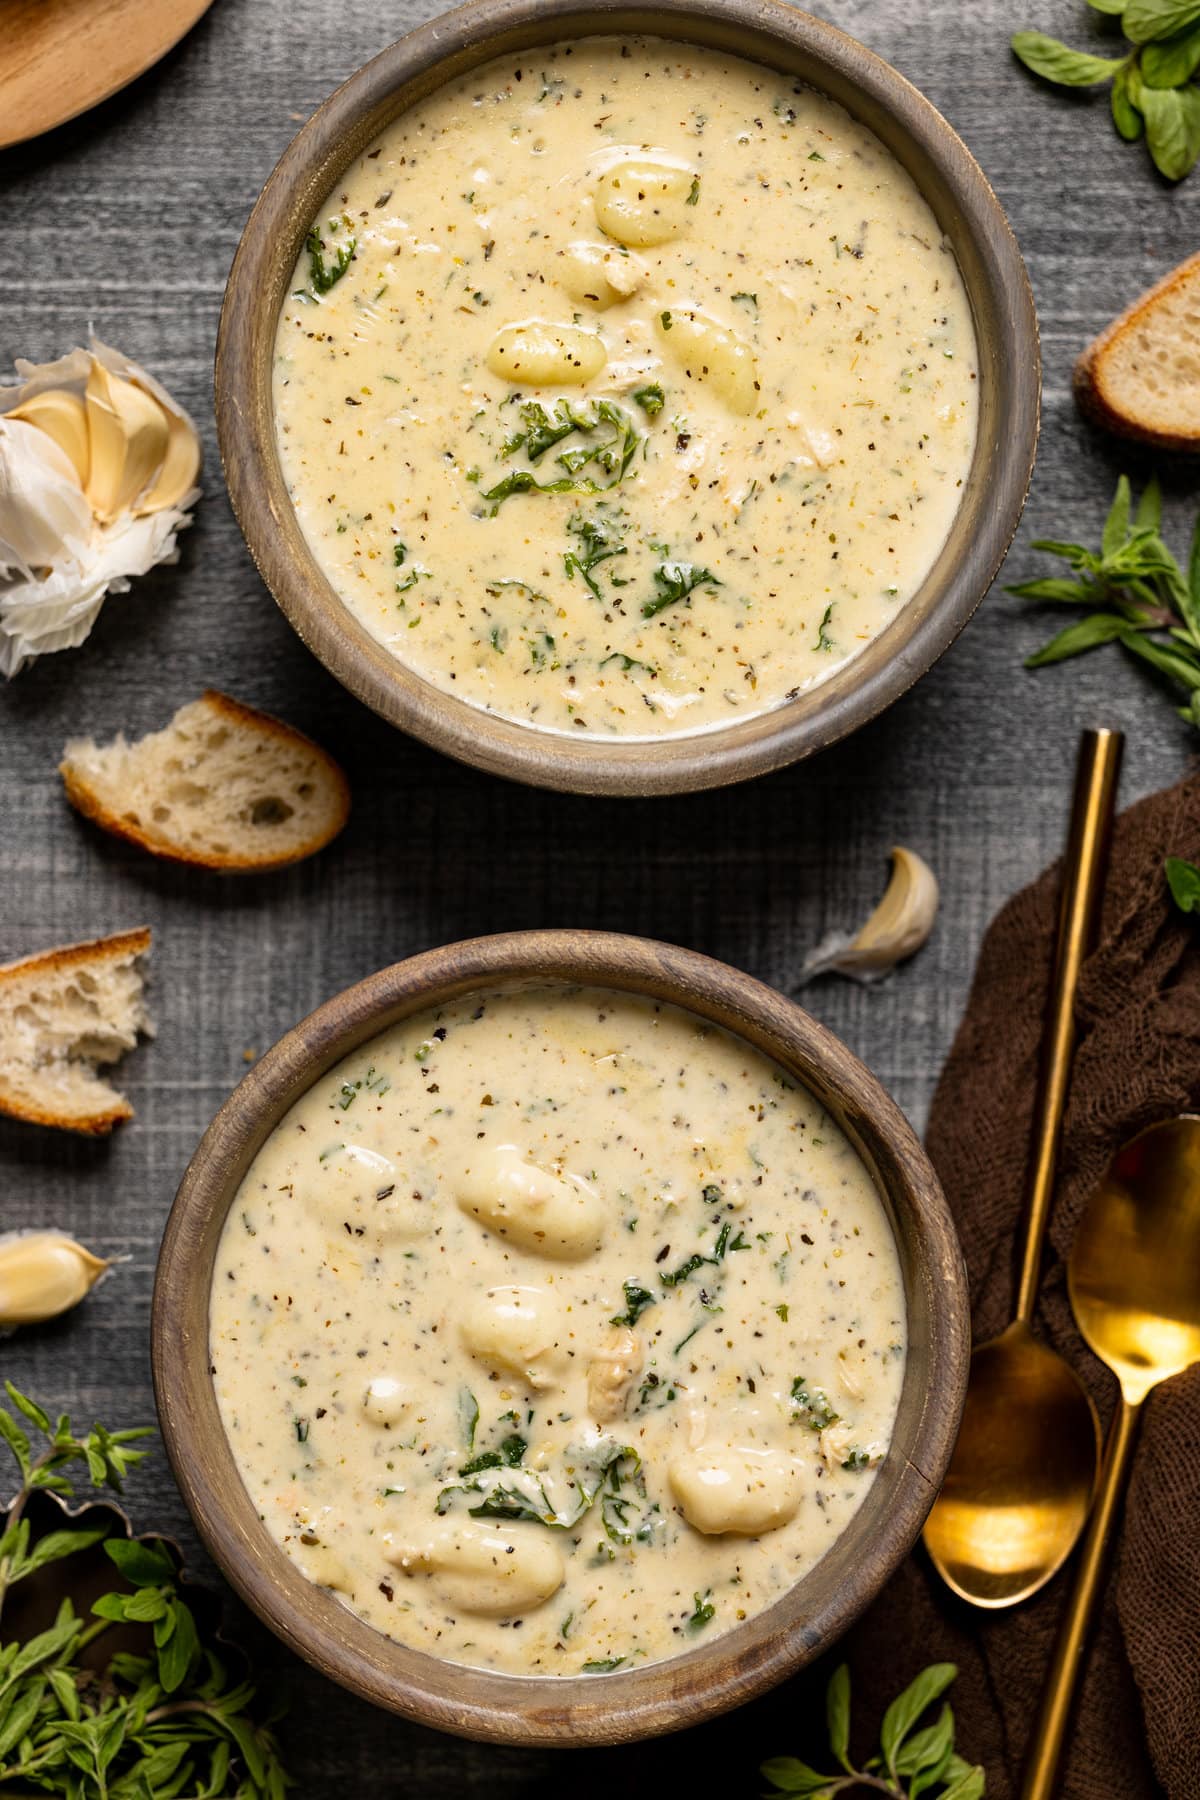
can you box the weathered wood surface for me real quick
[0,0,1194,1788]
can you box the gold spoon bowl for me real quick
[923,728,1121,1608]
[923,1321,1098,1606]
[1022,1114,1200,1799]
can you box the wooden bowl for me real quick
[152,929,969,1745]
[215,0,1039,798]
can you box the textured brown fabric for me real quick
[844,769,1200,1799]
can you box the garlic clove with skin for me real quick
[799,846,939,985]
[8,389,90,484]
[136,404,202,514]
[0,1230,111,1328]
[0,339,202,675]
[0,419,93,575]
[84,362,170,523]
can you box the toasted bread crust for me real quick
[0,928,151,1135]
[1074,252,1200,453]
[0,926,152,982]
[0,1082,133,1135]
[60,691,351,872]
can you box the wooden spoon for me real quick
[0,0,217,151]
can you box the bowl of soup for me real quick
[153,930,969,1743]
[215,0,1038,796]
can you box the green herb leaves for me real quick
[1166,855,1200,912]
[564,513,627,597]
[1011,30,1127,81]
[612,1280,656,1326]
[641,560,721,619]
[632,383,666,416]
[1125,0,1200,42]
[301,216,357,297]
[762,1661,984,1798]
[1012,0,1200,177]
[1011,475,1200,727]
[790,1376,840,1432]
[483,399,642,511]
[0,1388,290,1798]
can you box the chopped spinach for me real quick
[564,513,627,597]
[304,219,357,295]
[642,560,722,619]
[632,383,666,416]
[612,1280,656,1326]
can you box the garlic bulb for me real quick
[799,846,940,984]
[0,1230,111,1329]
[0,340,201,676]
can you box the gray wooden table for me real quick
[1,0,1194,1789]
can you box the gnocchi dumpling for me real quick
[306,1146,432,1242]
[455,1143,606,1259]
[655,308,759,415]
[486,320,606,386]
[361,1376,412,1428]
[460,1284,569,1390]
[593,158,697,247]
[668,1444,803,1536]
[386,1522,565,1615]
[556,241,645,309]
[295,1543,355,1593]
[586,1325,643,1421]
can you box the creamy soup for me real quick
[273,37,977,739]
[210,988,906,1677]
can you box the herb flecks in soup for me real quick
[273,37,978,738]
[210,989,906,1677]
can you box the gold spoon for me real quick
[923,728,1123,1607]
[1022,1115,1200,1799]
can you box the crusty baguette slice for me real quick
[60,691,350,873]
[1074,252,1200,452]
[0,928,152,1134]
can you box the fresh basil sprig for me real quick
[1010,474,1200,728]
[762,1661,985,1797]
[1012,0,1200,179]
[1166,855,1200,913]
[0,1383,291,1798]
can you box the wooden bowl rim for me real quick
[152,929,969,1745]
[214,0,1040,797]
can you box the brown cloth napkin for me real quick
[840,768,1200,1800]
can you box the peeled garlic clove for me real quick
[0,1230,110,1327]
[135,404,201,514]
[84,362,169,523]
[8,390,90,484]
[799,846,939,985]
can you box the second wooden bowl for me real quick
[152,929,969,1745]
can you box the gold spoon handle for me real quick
[1020,1394,1141,1800]
[1014,728,1123,1325]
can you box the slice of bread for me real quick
[0,928,152,1134]
[60,691,350,872]
[1074,252,1200,452]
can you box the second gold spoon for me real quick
[923,727,1122,1607]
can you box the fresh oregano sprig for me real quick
[0,1383,291,1798]
[0,1382,151,1625]
[761,1661,985,1797]
[1012,0,1200,180]
[1009,474,1200,727]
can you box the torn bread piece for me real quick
[60,690,350,872]
[0,929,151,1134]
[1074,252,1200,452]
